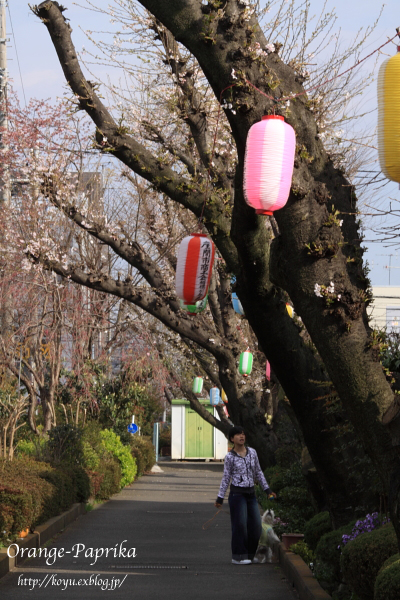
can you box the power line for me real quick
[7,2,26,107]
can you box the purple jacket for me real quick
[216,447,270,504]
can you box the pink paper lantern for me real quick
[176,233,215,304]
[266,361,271,381]
[243,115,296,215]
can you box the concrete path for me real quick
[0,462,299,599]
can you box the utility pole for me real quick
[0,0,9,205]
[378,254,400,286]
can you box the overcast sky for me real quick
[8,1,400,287]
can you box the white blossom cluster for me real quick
[250,42,268,58]
[314,281,341,301]
[222,99,236,115]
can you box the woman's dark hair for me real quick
[229,426,245,442]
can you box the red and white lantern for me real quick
[243,115,296,215]
[176,233,215,304]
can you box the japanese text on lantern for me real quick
[197,241,212,300]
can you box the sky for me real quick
[7,0,400,287]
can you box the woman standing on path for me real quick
[215,426,277,565]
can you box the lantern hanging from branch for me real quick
[210,387,221,405]
[286,303,294,318]
[377,47,400,183]
[239,351,253,377]
[232,292,244,315]
[192,377,204,394]
[266,361,271,381]
[176,234,215,304]
[243,115,296,215]
[180,294,208,314]
[221,389,228,403]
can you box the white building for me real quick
[368,287,400,333]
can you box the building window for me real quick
[386,307,400,334]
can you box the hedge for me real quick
[340,523,398,600]
[314,520,356,585]
[304,511,332,552]
[0,456,89,545]
[129,436,156,478]
[374,553,400,600]
[100,429,137,488]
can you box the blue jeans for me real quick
[228,492,262,561]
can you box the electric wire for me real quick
[7,2,27,107]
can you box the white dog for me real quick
[254,509,280,563]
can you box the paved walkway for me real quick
[0,462,299,599]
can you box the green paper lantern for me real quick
[180,294,208,314]
[239,351,253,376]
[192,377,204,394]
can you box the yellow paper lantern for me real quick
[377,47,400,182]
[286,303,294,318]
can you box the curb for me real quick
[278,542,332,600]
[0,502,86,580]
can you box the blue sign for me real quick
[127,423,138,434]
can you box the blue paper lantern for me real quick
[232,292,244,315]
[210,387,221,405]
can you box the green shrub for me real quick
[39,467,76,514]
[86,470,104,499]
[340,523,398,600]
[0,486,33,542]
[100,429,136,488]
[304,512,332,551]
[374,553,400,600]
[130,436,156,477]
[16,436,49,461]
[279,486,311,508]
[315,520,357,583]
[258,461,314,535]
[81,423,126,499]
[0,456,87,544]
[265,462,306,493]
[159,429,171,449]
[96,457,121,500]
[290,540,315,567]
[264,466,287,493]
[61,465,91,503]
[277,504,314,534]
[47,424,84,465]
[82,441,100,471]
[16,439,36,456]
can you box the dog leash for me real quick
[202,508,230,530]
